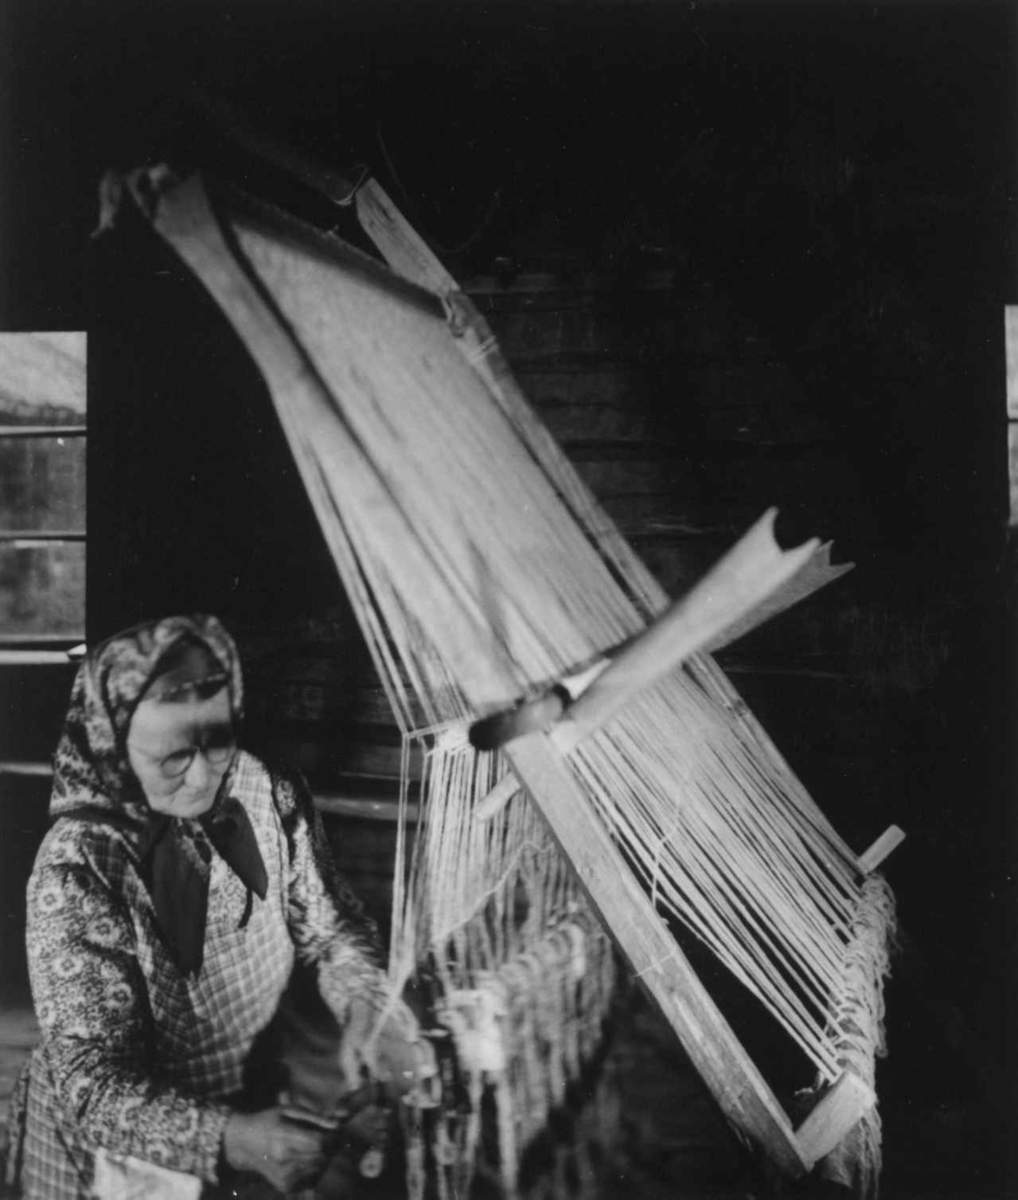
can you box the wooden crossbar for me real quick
[795,1071,875,1167]
[859,825,906,874]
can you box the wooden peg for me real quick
[794,1070,875,1168]
[858,825,906,874]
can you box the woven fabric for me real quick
[12,752,384,1200]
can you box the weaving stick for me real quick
[565,507,816,742]
[472,518,845,753]
[474,508,820,820]
[701,539,853,653]
[470,534,850,754]
[858,826,906,874]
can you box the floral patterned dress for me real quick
[1,617,389,1200]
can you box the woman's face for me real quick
[126,687,235,818]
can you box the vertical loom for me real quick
[121,163,901,1195]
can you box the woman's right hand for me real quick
[223,1108,328,1194]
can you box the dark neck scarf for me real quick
[70,794,268,977]
[142,797,269,976]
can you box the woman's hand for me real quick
[374,1007,438,1100]
[222,1108,328,1193]
[338,998,437,1101]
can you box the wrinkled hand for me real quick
[338,997,437,1101]
[223,1107,328,1194]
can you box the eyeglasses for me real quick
[129,731,237,780]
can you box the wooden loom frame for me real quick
[353,179,891,1179]
[127,154,900,1186]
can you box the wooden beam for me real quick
[794,1071,875,1168]
[0,650,78,666]
[313,794,416,823]
[0,760,53,777]
[356,180,454,297]
[504,733,809,1178]
[1005,306,1018,420]
[1007,308,1018,528]
[0,425,87,438]
[1009,424,1018,530]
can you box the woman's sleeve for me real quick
[273,771,389,1022]
[27,851,230,1183]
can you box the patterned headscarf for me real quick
[51,613,243,822]
[50,614,267,975]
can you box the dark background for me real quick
[0,0,1014,1193]
[0,0,1014,577]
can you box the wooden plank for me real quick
[0,760,54,777]
[858,825,906,874]
[794,1071,875,1168]
[0,650,77,666]
[313,794,414,823]
[0,424,87,437]
[1009,424,1018,529]
[504,733,808,1177]
[355,179,453,296]
[1005,306,1018,419]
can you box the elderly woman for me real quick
[3,614,428,1199]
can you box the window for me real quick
[0,332,86,659]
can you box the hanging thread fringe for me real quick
[798,873,897,1199]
